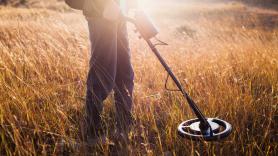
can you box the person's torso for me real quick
[83,0,126,18]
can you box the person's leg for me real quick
[114,20,134,134]
[85,18,118,140]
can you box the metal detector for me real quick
[125,11,232,142]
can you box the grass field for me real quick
[0,1,277,155]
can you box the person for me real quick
[82,0,137,145]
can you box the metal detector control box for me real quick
[126,11,159,40]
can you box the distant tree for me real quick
[0,0,27,5]
[238,0,278,4]
[0,0,8,5]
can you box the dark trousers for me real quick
[85,18,134,137]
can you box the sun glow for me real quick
[137,0,157,13]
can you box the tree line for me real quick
[0,0,26,5]
[234,0,278,4]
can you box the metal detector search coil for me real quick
[178,118,232,141]
[126,12,233,142]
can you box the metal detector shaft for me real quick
[125,14,211,129]
[145,39,210,128]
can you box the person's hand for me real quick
[103,0,122,22]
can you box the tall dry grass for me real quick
[0,1,277,155]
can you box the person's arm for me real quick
[102,0,139,22]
